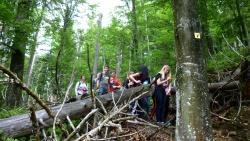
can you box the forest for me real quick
[0,0,249,140]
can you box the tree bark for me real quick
[92,14,103,79]
[131,0,139,68]
[6,0,32,107]
[173,0,213,140]
[116,44,122,77]
[240,60,250,97]
[25,1,47,103]
[0,85,152,138]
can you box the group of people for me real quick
[75,65,122,98]
[75,64,174,125]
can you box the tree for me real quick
[6,0,32,107]
[92,14,103,78]
[173,0,213,140]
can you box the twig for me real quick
[126,119,158,128]
[89,126,149,141]
[104,121,123,132]
[66,116,80,137]
[222,33,244,59]
[53,71,75,141]
[74,88,149,141]
[211,112,232,121]
[64,109,99,141]
[112,116,135,123]
[0,64,54,118]
[95,96,107,115]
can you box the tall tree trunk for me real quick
[6,0,32,107]
[55,5,71,97]
[173,0,213,140]
[92,14,102,78]
[25,2,47,104]
[131,0,139,68]
[116,43,122,77]
[199,0,214,55]
[26,0,46,88]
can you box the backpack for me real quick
[98,72,110,83]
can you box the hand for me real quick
[167,77,172,81]
[136,80,141,84]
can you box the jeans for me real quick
[99,87,108,95]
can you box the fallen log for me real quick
[0,81,239,138]
[208,81,239,92]
[0,85,153,138]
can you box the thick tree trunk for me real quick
[6,0,32,107]
[92,14,102,78]
[240,60,250,97]
[0,85,152,138]
[173,0,213,140]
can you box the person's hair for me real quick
[104,65,109,69]
[159,65,171,80]
[139,65,149,81]
[80,75,85,79]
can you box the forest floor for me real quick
[123,105,250,141]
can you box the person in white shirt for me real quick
[75,75,88,100]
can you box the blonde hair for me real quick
[159,65,171,80]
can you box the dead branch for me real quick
[88,126,149,141]
[0,64,54,118]
[95,96,107,115]
[53,71,74,141]
[74,88,150,141]
[66,116,80,137]
[64,109,99,141]
[211,112,232,121]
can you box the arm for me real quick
[114,79,122,88]
[129,72,141,84]
[156,78,168,86]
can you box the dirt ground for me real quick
[123,105,250,141]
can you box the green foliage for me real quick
[0,107,27,119]
[208,47,250,72]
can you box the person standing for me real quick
[96,65,110,95]
[109,71,122,93]
[75,75,88,100]
[154,65,171,124]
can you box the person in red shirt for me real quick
[109,71,122,93]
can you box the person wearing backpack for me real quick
[96,65,110,95]
[75,75,88,100]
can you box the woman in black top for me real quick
[129,65,150,119]
[154,65,171,124]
